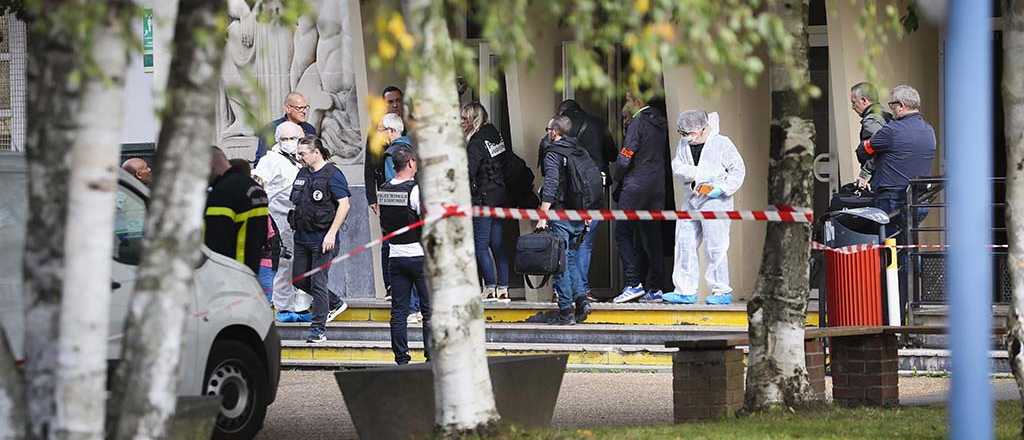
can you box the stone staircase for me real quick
[277,300,1011,373]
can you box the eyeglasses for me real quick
[288,104,310,112]
[677,129,701,137]
[545,127,553,132]
[888,101,901,108]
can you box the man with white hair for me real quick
[863,84,936,309]
[253,121,310,321]
[865,84,936,201]
[664,111,746,305]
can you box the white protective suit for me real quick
[671,112,746,295]
[253,144,310,311]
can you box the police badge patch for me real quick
[313,189,324,201]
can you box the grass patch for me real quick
[480,401,1022,439]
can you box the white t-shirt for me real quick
[386,177,424,258]
[253,147,301,217]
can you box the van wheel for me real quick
[204,340,268,440]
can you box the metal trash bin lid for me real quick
[825,207,890,224]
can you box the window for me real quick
[0,14,25,152]
[114,186,146,265]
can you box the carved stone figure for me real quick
[290,0,363,163]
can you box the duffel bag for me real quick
[514,229,565,289]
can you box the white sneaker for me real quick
[407,312,423,324]
[481,285,498,302]
[494,286,511,303]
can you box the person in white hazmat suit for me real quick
[253,121,313,320]
[663,111,745,305]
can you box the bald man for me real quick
[121,158,152,186]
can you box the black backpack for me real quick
[502,151,541,208]
[547,144,604,209]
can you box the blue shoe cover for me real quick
[663,292,697,304]
[705,293,733,305]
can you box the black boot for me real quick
[555,307,575,325]
[574,297,592,323]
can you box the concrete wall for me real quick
[826,0,943,181]
[0,153,25,359]
[664,69,771,302]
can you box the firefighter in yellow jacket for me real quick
[205,146,270,274]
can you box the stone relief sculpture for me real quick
[219,0,363,165]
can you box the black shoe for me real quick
[554,308,576,325]
[574,298,592,323]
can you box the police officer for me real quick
[205,146,269,275]
[378,147,431,364]
[290,136,352,343]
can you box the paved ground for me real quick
[256,370,1019,440]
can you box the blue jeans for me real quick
[551,221,586,312]
[576,220,600,293]
[389,256,432,364]
[258,265,275,303]
[472,217,509,287]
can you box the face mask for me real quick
[280,139,298,154]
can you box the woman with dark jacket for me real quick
[461,102,510,302]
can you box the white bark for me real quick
[1003,0,1024,437]
[23,6,80,437]
[111,1,227,438]
[0,328,25,440]
[54,16,130,440]
[402,0,500,435]
[745,0,817,411]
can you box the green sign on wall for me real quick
[143,8,153,73]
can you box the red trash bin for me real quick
[825,248,883,326]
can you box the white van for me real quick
[0,154,280,440]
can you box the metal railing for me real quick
[906,176,1010,306]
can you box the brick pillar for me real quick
[672,348,744,422]
[830,334,899,406]
[804,338,826,398]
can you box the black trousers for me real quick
[292,241,342,334]
[615,220,665,291]
[389,256,432,364]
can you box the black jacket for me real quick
[560,103,616,174]
[205,168,270,274]
[540,137,578,210]
[364,136,413,205]
[613,106,669,210]
[466,124,509,207]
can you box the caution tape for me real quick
[286,204,813,284]
[472,205,814,223]
[289,204,466,284]
[811,241,1009,255]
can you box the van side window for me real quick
[114,187,146,265]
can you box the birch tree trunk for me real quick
[22,7,87,438]
[745,0,817,411]
[1003,1,1024,437]
[54,5,131,439]
[110,1,227,438]
[0,328,25,439]
[401,0,500,435]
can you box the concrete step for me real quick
[281,338,1010,374]
[331,299,820,327]
[909,304,1009,327]
[281,340,676,367]
[276,321,746,346]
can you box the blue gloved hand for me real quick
[707,187,724,198]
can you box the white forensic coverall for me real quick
[253,145,310,311]
[671,112,746,295]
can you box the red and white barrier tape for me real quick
[289,204,465,284]
[471,205,814,223]
[287,204,813,284]
[811,241,1009,255]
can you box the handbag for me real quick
[514,228,566,289]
